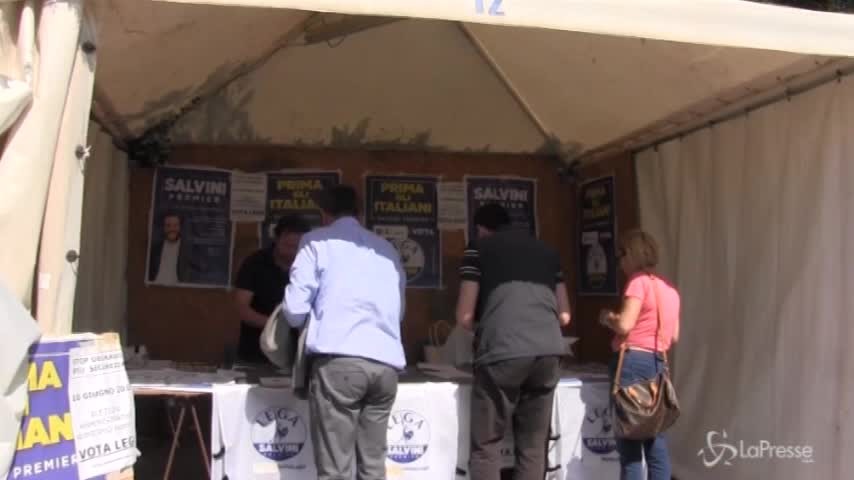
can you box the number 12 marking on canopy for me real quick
[475,0,505,16]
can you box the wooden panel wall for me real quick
[127,146,579,364]
[572,152,642,364]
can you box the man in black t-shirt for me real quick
[233,215,311,364]
[456,204,572,480]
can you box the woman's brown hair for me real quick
[619,229,659,273]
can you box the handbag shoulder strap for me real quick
[612,274,666,395]
[650,273,668,362]
[612,343,627,395]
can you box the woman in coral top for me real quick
[599,230,680,480]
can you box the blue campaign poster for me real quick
[10,336,136,480]
[365,175,441,288]
[464,176,538,243]
[11,339,102,480]
[578,176,618,296]
[260,171,340,248]
[146,166,233,288]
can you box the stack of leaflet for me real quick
[416,362,473,382]
[128,368,244,393]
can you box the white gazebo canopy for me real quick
[85,0,854,162]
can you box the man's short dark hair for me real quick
[473,204,511,232]
[316,185,359,217]
[274,215,311,237]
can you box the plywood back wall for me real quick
[127,146,575,364]
[573,152,641,364]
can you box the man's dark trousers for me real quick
[469,355,560,480]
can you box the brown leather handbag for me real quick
[611,276,681,440]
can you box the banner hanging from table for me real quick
[211,383,463,480]
[548,381,619,479]
[146,166,233,288]
[464,176,538,243]
[261,171,340,248]
[211,377,617,480]
[577,176,618,296]
[9,333,137,480]
[364,175,441,288]
[384,383,462,480]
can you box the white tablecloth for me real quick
[210,376,618,479]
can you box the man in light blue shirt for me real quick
[283,184,406,480]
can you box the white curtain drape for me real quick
[636,78,854,479]
[0,1,32,136]
[72,124,129,337]
[36,13,97,334]
[0,0,82,310]
[0,2,23,79]
[0,6,39,480]
[0,76,31,136]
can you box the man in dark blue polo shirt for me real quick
[233,215,310,364]
[456,203,572,480]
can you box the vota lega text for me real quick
[14,358,134,479]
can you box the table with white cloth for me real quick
[210,368,619,480]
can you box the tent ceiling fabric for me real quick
[155,0,854,57]
[461,23,825,154]
[89,0,309,136]
[92,0,839,154]
[169,19,548,152]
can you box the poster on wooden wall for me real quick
[437,181,466,230]
[229,172,267,222]
[145,166,234,288]
[364,175,441,289]
[261,171,341,248]
[578,176,618,296]
[463,176,538,243]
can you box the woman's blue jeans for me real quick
[608,350,672,480]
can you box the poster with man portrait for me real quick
[464,176,538,243]
[364,175,441,289]
[146,166,234,288]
